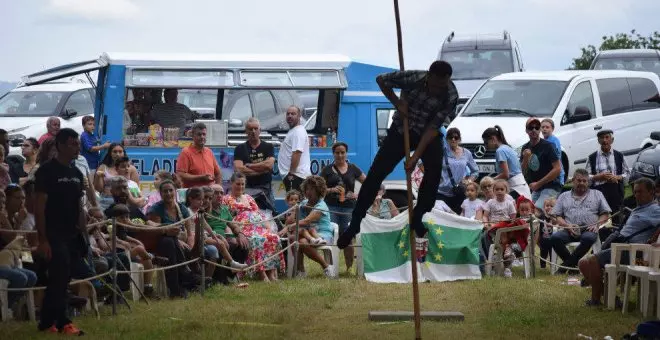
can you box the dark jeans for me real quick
[594,183,624,224]
[156,236,188,297]
[550,229,598,267]
[352,126,444,237]
[284,174,304,192]
[213,242,248,284]
[436,193,463,215]
[538,237,553,268]
[39,234,86,330]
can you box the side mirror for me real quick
[565,106,591,124]
[650,131,660,141]
[228,118,243,128]
[61,108,78,119]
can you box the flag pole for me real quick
[392,1,422,339]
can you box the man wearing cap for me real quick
[585,129,630,225]
[520,117,562,210]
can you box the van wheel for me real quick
[384,191,408,209]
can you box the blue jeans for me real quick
[550,229,598,266]
[0,267,37,306]
[329,205,353,234]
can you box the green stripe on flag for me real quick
[425,223,481,265]
[361,228,410,273]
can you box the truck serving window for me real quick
[440,50,514,80]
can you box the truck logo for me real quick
[474,145,487,158]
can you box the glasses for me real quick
[447,135,460,141]
[526,125,541,131]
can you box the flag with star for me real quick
[359,209,482,283]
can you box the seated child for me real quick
[278,190,302,241]
[537,197,556,269]
[461,182,484,219]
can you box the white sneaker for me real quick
[504,268,513,278]
[324,265,336,278]
[230,260,248,269]
[512,259,523,267]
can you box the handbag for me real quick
[444,152,466,198]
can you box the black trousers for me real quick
[436,193,463,215]
[39,234,86,330]
[156,236,188,297]
[594,182,624,225]
[213,242,248,284]
[353,126,444,237]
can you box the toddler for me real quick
[538,197,556,269]
[461,182,484,219]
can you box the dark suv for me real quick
[629,131,660,181]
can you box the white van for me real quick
[449,70,660,179]
[0,80,94,154]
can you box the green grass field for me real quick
[3,261,647,340]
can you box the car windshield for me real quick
[461,80,567,117]
[440,50,514,80]
[178,89,217,110]
[593,57,660,75]
[0,91,65,117]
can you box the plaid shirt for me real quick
[378,70,458,135]
[584,149,630,186]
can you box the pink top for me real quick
[142,191,162,215]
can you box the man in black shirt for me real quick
[233,117,276,210]
[520,117,562,211]
[35,128,86,335]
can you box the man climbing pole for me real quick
[337,60,458,248]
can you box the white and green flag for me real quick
[360,209,483,283]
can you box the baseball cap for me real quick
[526,117,541,128]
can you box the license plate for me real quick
[478,163,495,173]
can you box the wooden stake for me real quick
[392,1,422,339]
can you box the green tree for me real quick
[569,30,660,70]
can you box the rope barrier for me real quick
[204,204,298,226]
[204,241,298,272]
[1,270,113,292]
[115,257,199,275]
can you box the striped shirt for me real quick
[552,189,611,227]
[584,149,630,186]
[377,70,458,135]
[149,102,193,129]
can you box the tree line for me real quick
[569,30,660,70]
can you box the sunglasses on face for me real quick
[447,135,460,141]
[526,125,540,131]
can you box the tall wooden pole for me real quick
[392,1,422,339]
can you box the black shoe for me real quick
[143,285,155,298]
[337,227,358,249]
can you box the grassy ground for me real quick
[2,260,648,340]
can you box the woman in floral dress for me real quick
[222,172,284,282]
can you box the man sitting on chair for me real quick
[550,168,611,273]
[579,177,660,306]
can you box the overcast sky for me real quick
[1,0,657,81]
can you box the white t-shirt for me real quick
[461,198,485,219]
[278,125,311,179]
[483,198,516,222]
[433,200,455,214]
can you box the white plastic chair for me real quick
[621,244,654,314]
[317,223,340,273]
[604,243,636,310]
[130,262,144,302]
[485,223,533,278]
[624,247,660,316]
[550,220,610,275]
[356,233,364,278]
[648,271,660,319]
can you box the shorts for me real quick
[284,174,304,192]
[329,205,353,234]
[531,188,559,210]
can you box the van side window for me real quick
[596,78,633,116]
[376,108,394,146]
[627,77,660,111]
[566,81,596,119]
[64,90,94,115]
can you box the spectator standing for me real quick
[585,129,629,223]
[278,106,311,192]
[320,142,366,273]
[579,177,660,306]
[34,128,86,335]
[550,169,611,272]
[233,117,276,208]
[540,118,564,186]
[80,116,111,170]
[38,117,60,145]
[482,126,531,199]
[520,117,562,210]
[436,128,478,213]
[176,122,222,188]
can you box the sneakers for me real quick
[503,268,513,278]
[512,259,523,267]
[60,323,85,336]
[230,260,248,269]
[324,265,336,279]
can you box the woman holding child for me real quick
[222,172,283,282]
